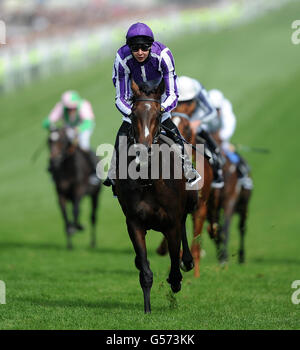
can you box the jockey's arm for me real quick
[219,100,236,143]
[78,100,95,133]
[160,49,178,113]
[78,119,95,133]
[112,53,132,120]
[42,102,64,130]
[194,88,218,124]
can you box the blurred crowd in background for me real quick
[1,0,217,47]
[0,0,290,94]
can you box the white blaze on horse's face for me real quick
[144,104,151,138]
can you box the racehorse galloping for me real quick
[156,106,216,277]
[115,80,198,313]
[208,155,252,265]
[47,128,101,249]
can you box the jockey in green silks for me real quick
[43,90,99,183]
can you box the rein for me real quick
[171,112,190,121]
[134,97,161,104]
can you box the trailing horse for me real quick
[114,79,198,313]
[208,154,253,264]
[156,107,219,277]
[47,128,101,249]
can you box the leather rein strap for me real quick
[134,98,161,104]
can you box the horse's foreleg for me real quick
[72,197,84,231]
[90,192,99,248]
[217,203,235,265]
[238,213,246,264]
[156,237,168,256]
[127,220,153,314]
[165,227,182,294]
[180,215,194,273]
[191,203,207,278]
[58,194,73,249]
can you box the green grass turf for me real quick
[0,1,300,329]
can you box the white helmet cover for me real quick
[177,76,201,102]
[208,89,224,109]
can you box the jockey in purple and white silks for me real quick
[103,22,201,187]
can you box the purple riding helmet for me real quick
[126,22,154,46]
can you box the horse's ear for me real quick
[131,80,141,96]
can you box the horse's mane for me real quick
[131,78,164,101]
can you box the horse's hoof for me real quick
[180,260,194,272]
[219,260,228,268]
[171,283,181,293]
[67,225,76,235]
[238,256,245,264]
[167,278,181,293]
[156,247,168,256]
[75,224,84,231]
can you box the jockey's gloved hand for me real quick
[66,127,77,140]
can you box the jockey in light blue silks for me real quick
[176,76,225,188]
[103,22,201,187]
[208,89,253,189]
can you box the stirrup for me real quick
[186,170,202,187]
[187,174,201,188]
[103,177,115,187]
[211,180,224,189]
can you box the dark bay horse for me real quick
[115,80,198,313]
[208,154,253,265]
[156,102,216,277]
[47,128,101,249]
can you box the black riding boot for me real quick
[161,118,201,186]
[236,153,253,189]
[103,121,132,187]
[198,129,224,188]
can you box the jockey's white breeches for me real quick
[78,130,92,151]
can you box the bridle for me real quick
[131,97,162,144]
[129,97,162,188]
[49,129,75,168]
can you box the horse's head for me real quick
[47,128,74,169]
[130,79,164,150]
[171,96,197,144]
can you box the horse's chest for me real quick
[130,198,171,229]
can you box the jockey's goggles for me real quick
[130,43,152,52]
